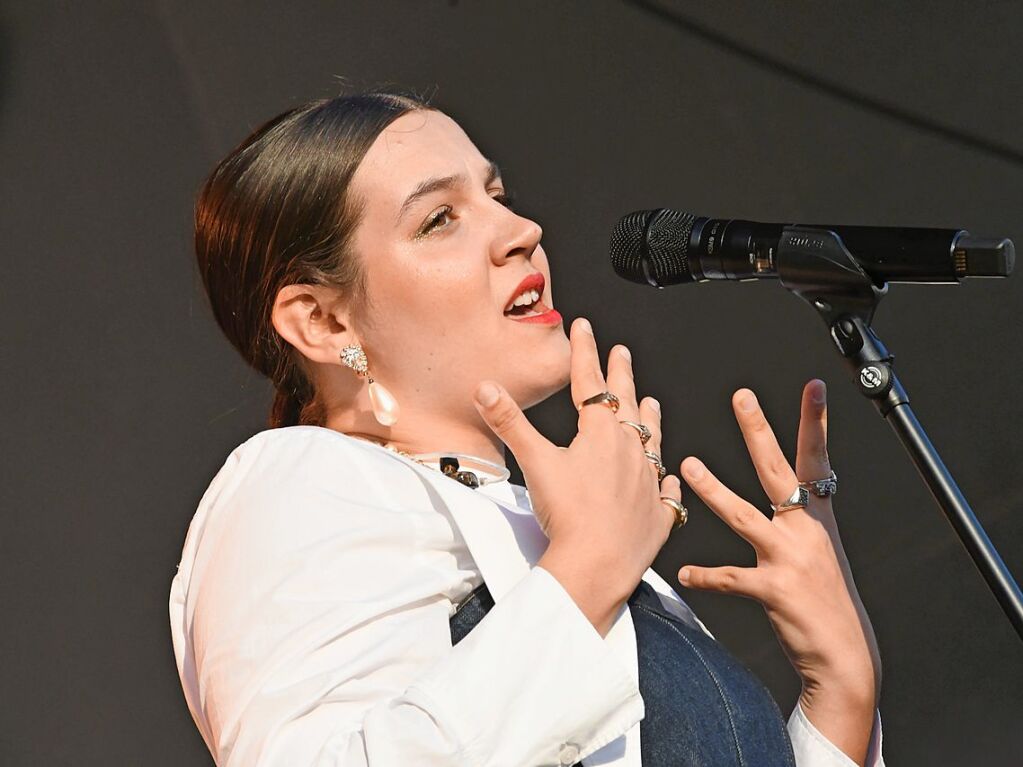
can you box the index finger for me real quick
[731,389,799,508]
[570,317,616,430]
[680,457,781,557]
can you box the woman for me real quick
[170,90,885,766]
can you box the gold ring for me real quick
[577,391,620,413]
[644,449,667,482]
[619,420,652,444]
[660,497,688,528]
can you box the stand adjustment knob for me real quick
[857,363,893,398]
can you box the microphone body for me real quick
[611,209,1014,288]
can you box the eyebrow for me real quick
[395,159,503,225]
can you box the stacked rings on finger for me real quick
[770,470,839,513]
[579,391,680,526]
[579,391,665,480]
[660,497,688,528]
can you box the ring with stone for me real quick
[619,419,652,444]
[577,391,620,413]
[799,470,838,497]
[644,450,667,482]
[770,485,810,513]
[660,497,688,528]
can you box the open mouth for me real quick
[501,272,560,324]
[503,293,550,318]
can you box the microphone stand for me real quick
[776,227,1023,642]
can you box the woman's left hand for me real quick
[676,379,882,718]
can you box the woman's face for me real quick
[347,109,571,419]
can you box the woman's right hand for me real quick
[472,316,681,635]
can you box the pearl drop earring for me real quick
[337,347,396,429]
[339,344,400,426]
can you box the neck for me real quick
[323,406,507,468]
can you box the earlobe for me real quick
[271,283,351,365]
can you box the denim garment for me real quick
[450,578,796,767]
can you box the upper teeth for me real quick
[507,288,540,311]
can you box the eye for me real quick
[415,190,518,239]
[418,205,453,237]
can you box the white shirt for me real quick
[169,425,884,766]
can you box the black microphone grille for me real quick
[609,208,699,287]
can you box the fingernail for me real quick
[738,392,756,413]
[813,380,827,404]
[576,317,592,335]
[648,397,660,413]
[618,345,631,361]
[678,567,692,584]
[683,459,704,480]
[475,382,499,407]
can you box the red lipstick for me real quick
[511,308,563,325]
[502,272,562,325]
[503,272,546,313]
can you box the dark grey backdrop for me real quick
[2,2,1021,765]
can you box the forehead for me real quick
[351,110,489,204]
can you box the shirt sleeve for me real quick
[787,700,885,767]
[171,430,643,766]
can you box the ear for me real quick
[271,283,354,365]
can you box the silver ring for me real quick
[619,420,652,444]
[770,485,809,513]
[644,450,667,482]
[799,470,838,497]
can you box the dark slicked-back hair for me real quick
[194,89,432,427]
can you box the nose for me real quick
[492,208,543,264]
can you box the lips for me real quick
[503,272,546,315]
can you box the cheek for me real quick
[374,263,498,347]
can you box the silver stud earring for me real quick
[339,344,399,426]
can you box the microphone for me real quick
[610,209,1015,288]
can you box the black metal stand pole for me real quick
[777,227,1023,641]
[885,402,1023,638]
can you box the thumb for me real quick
[473,380,548,468]
[678,565,767,602]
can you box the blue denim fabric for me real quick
[450,578,796,766]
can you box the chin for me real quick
[516,332,572,410]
